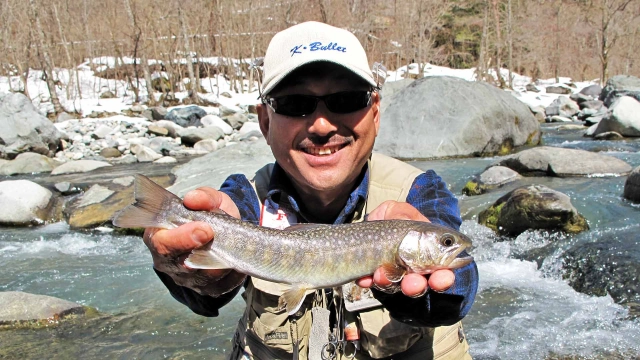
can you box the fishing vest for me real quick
[228,153,471,360]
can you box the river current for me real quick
[1,123,639,359]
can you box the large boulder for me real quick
[165,105,207,127]
[545,96,580,118]
[591,96,640,137]
[0,92,64,159]
[0,180,54,226]
[65,175,173,229]
[0,152,60,175]
[375,76,540,159]
[623,166,640,202]
[0,291,86,326]
[562,228,640,304]
[178,126,225,146]
[491,146,631,177]
[170,140,274,196]
[478,184,589,236]
[600,75,640,107]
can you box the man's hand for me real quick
[143,187,246,297]
[356,200,456,297]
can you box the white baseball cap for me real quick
[260,21,377,96]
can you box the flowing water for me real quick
[2,123,640,359]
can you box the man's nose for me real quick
[307,103,338,136]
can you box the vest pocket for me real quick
[357,306,430,358]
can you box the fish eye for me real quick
[440,234,456,247]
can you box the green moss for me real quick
[478,202,506,232]
[462,180,484,196]
[563,214,590,234]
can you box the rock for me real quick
[375,76,540,159]
[584,114,605,127]
[0,291,86,326]
[178,126,224,146]
[478,184,589,236]
[149,106,168,120]
[153,120,183,138]
[141,109,154,121]
[247,104,258,114]
[0,152,60,175]
[99,147,121,158]
[579,99,604,111]
[193,139,219,153]
[0,180,53,225]
[545,96,580,118]
[623,166,640,202]
[66,175,173,229]
[91,124,114,139]
[492,146,631,177]
[154,156,177,164]
[579,84,602,97]
[75,184,114,208]
[219,105,240,117]
[54,181,79,195]
[108,154,137,165]
[592,96,640,137]
[556,124,587,131]
[548,115,573,123]
[545,84,573,95]
[147,125,169,137]
[562,228,640,304]
[131,144,162,162]
[165,105,207,127]
[112,176,135,187]
[224,112,249,130]
[200,114,233,135]
[130,104,145,113]
[148,137,174,154]
[526,83,541,92]
[100,91,117,99]
[530,105,546,123]
[462,166,522,196]
[238,122,261,137]
[380,78,415,113]
[51,160,112,175]
[170,140,274,196]
[594,131,624,140]
[600,75,640,107]
[0,92,64,159]
[56,112,76,122]
[221,91,232,98]
[570,92,593,105]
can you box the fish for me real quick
[112,174,473,315]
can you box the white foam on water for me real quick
[0,233,144,258]
[461,221,640,359]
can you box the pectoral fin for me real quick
[184,250,230,270]
[381,262,406,283]
[278,284,310,315]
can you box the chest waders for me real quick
[228,153,472,360]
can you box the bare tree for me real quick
[29,0,64,115]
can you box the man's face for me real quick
[257,64,381,197]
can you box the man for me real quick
[145,21,478,359]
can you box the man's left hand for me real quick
[356,200,455,296]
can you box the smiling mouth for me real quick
[302,144,347,156]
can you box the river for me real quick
[1,123,639,359]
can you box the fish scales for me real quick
[112,175,473,315]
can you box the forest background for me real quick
[1,0,639,112]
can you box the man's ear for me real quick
[372,92,381,136]
[257,103,271,145]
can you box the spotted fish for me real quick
[112,175,473,315]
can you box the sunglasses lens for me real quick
[272,95,318,116]
[269,91,371,117]
[325,91,370,113]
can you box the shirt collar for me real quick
[265,162,369,224]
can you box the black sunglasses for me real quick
[263,90,373,117]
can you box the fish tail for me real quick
[112,174,181,229]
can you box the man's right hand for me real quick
[143,187,247,297]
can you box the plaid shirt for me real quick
[157,161,478,327]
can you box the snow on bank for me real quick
[0,57,598,119]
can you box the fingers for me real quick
[184,187,241,219]
[366,200,430,222]
[145,221,214,256]
[427,269,455,292]
[363,266,455,298]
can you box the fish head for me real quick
[396,228,473,274]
